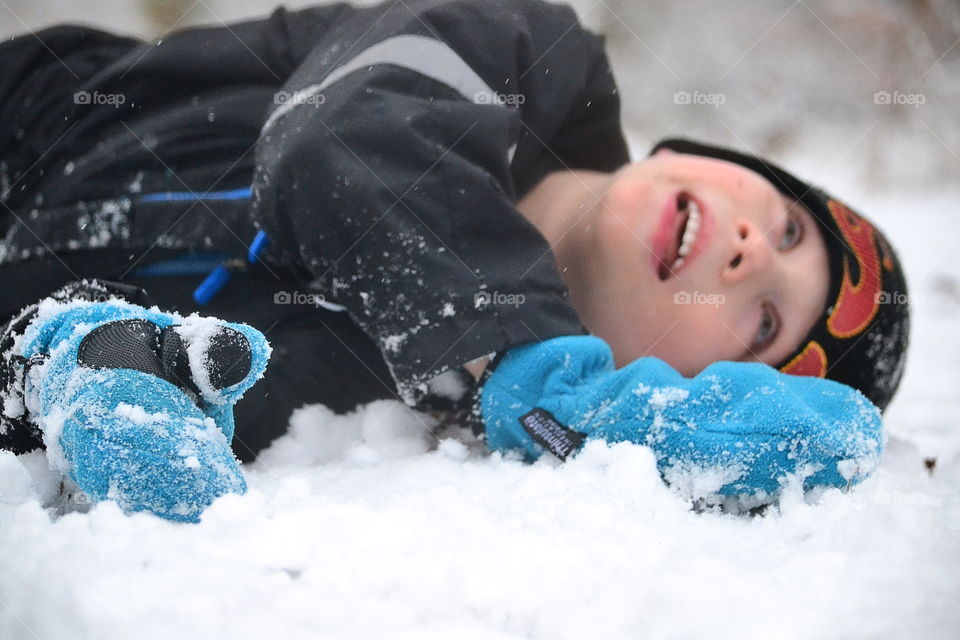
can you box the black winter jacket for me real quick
[0,0,630,458]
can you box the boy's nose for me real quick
[721,218,772,284]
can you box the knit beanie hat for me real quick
[650,138,910,411]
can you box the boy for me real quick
[0,0,908,521]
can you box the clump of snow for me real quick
[254,400,437,469]
[174,314,231,405]
[113,402,170,425]
[381,332,408,354]
[436,437,470,461]
[0,450,34,506]
[836,458,861,481]
[661,459,747,500]
[35,405,69,474]
[648,386,689,410]
[425,369,468,401]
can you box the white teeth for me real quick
[673,199,701,268]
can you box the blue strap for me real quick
[192,230,270,305]
[193,265,233,305]
[130,187,267,306]
[247,229,270,264]
[137,187,252,203]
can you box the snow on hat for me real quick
[650,138,910,411]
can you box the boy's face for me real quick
[582,149,830,376]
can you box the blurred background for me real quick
[2,0,958,190]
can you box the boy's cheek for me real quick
[640,304,740,375]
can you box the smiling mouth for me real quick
[658,192,703,281]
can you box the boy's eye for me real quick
[751,302,780,353]
[778,203,804,251]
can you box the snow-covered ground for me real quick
[2,183,959,638]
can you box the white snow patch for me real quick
[426,369,467,401]
[648,386,689,410]
[174,314,230,404]
[837,458,861,481]
[661,459,747,501]
[1,413,958,640]
[381,333,407,354]
[113,403,169,425]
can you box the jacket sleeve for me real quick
[250,0,629,405]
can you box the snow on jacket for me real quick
[0,0,629,409]
[248,0,630,403]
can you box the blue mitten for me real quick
[478,336,884,502]
[10,289,270,522]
